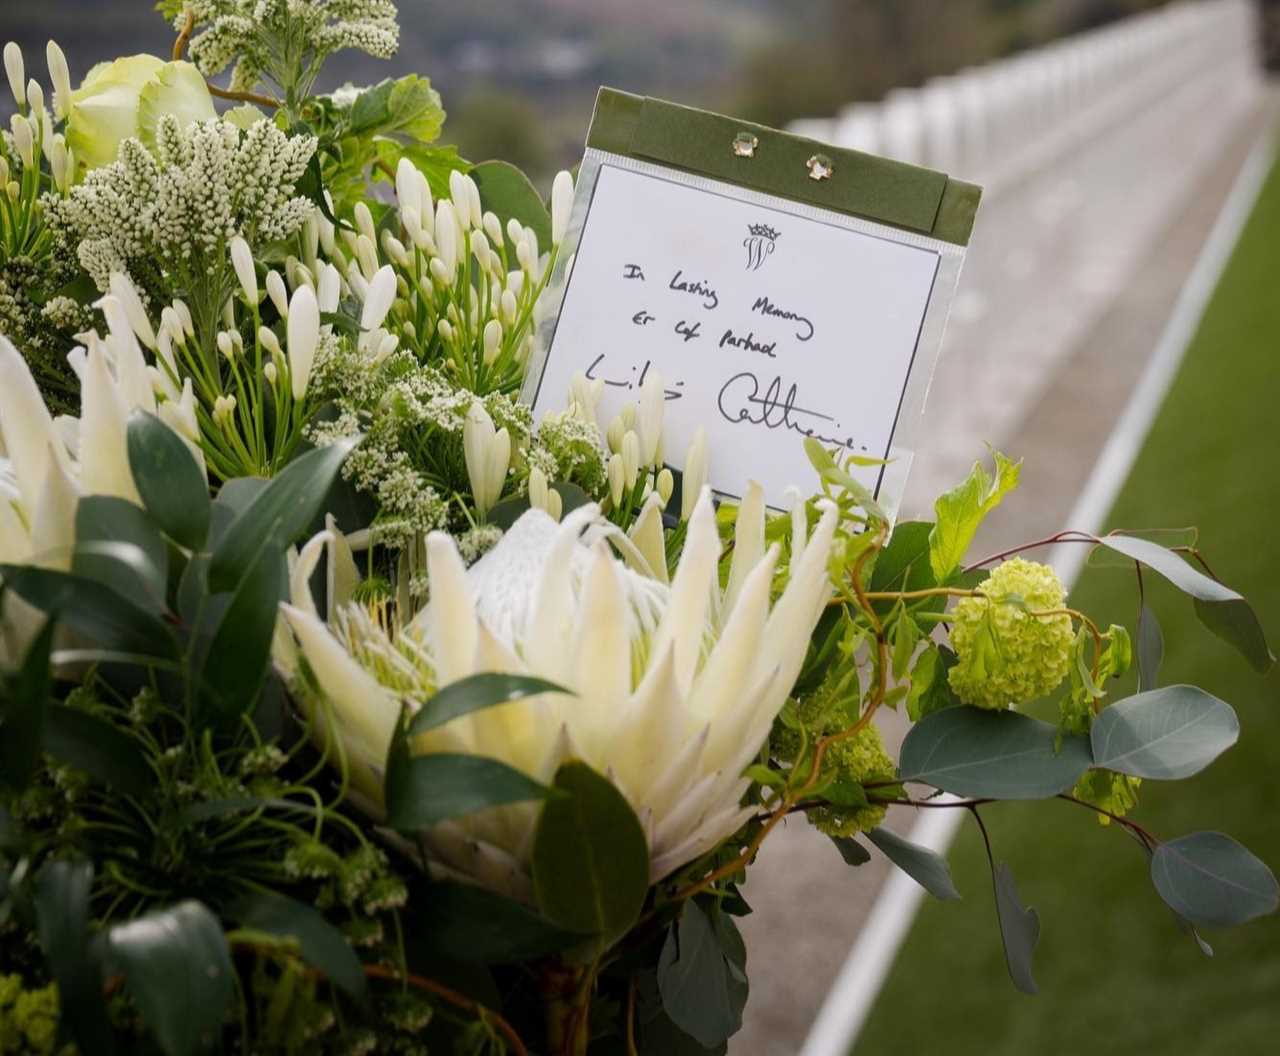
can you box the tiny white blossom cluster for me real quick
[48,115,316,294]
[181,0,400,95]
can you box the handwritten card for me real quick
[526,146,972,521]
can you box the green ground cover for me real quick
[855,148,1280,1055]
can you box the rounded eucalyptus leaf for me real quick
[1151,832,1279,928]
[1090,685,1238,780]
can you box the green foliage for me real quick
[865,827,961,901]
[656,900,748,1049]
[929,451,1021,581]
[127,411,211,552]
[406,672,570,736]
[1089,686,1239,780]
[990,861,1040,995]
[1150,833,1279,928]
[470,160,553,252]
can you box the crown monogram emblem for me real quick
[743,222,780,271]
[747,223,780,241]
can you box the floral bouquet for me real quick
[1,4,1276,1054]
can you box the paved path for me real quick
[733,60,1273,1056]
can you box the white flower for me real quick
[10,115,34,169]
[463,401,510,517]
[358,265,396,352]
[637,369,664,466]
[3,43,23,111]
[230,236,258,306]
[108,272,157,350]
[287,284,320,400]
[682,427,708,520]
[46,41,71,119]
[266,269,289,318]
[283,490,838,897]
[317,263,341,314]
[551,169,574,245]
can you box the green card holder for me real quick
[585,87,982,247]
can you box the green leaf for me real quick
[348,75,444,143]
[200,543,287,722]
[106,901,233,1056]
[0,565,178,659]
[1150,832,1279,928]
[127,411,210,551]
[870,521,935,595]
[906,644,961,722]
[531,760,650,944]
[470,160,552,250]
[992,862,1040,994]
[1090,685,1239,780]
[73,496,168,611]
[208,436,360,592]
[802,437,887,521]
[890,603,920,681]
[1136,603,1164,693]
[407,673,569,737]
[227,891,365,998]
[866,827,961,900]
[44,705,153,798]
[929,452,1021,581]
[898,706,1092,799]
[0,619,54,791]
[411,881,582,963]
[386,142,468,199]
[34,859,116,1054]
[1092,534,1274,673]
[831,836,872,866]
[385,748,551,832]
[657,901,748,1049]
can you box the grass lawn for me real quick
[854,147,1280,1055]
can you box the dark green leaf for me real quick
[45,705,153,798]
[929,453,1020,581]
[657,901,747,1049]
[0,619,53,791]
[412,882,582,963]
[866,826,961,900]
[470,160,552,250]
[73,496,168,611]
[200,543,287,722]
[1090,685,1238,780]
[106,901,232,1056]
[0,565,178,659]
[34,859,116,1054]
[992,862,1040,994]
[1136,603,1163,693]
[1093,535,1274,672]
[531,760,650,944]
[407,673,569,737]
[209,436,360,592]
[1150,832,1278,928]
[871,521,935,594]
[227,891,365,998]
[127,411,210,551]
[386,752,550,831]
[898,706,1092,799]
[831,836,871,866]
[906,644,961,722]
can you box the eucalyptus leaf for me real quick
[44,704,153,798]
[0,619,53,791]
[531,760,649,944]
[385,748,551,832]
[992,862,1040,994]
[0,565,178,659]
[866,826,961,900]
[1090,685,1238,780]
[657,901,747,1049]
[1150,832,1279,928]
[831,836,872,867]
[228,891,365,998]
[407,673,569,737]
[470,159,552,250]
[898,706,1092,799]
[73,496,168,611]
[127,411,210,550]
[106,901,233,1056]
[1136,603,1163,693]
[1093,534,1274,672]
[208,436,360,592]
[34,859,116,1053]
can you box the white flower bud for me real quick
[382,232,410,267]
[266,270,289,318]
[656,468,674,505]
[4,43,23,110]
[638,370,664,466]
[428,256,451,286]
[48,133,68,191]
[263,362,278,385]
[470,229,491,272]
[529,465,549,510]
[359,265,396,346]
[483,211,503,247]
[160,307,184,347]
[482,319,502,365]
[506,218,523,247]
[463,401,510,516]
[317,263,340,314]
[356,234,378,281]
[551,170,574,245]
[173,299,194,338]
[395,157,417,209]
[622,430,640,489]
[229,236,258,306]
[287,284,319,401]
[318,212,335,256]
[258,326,281,357]
[354,201,376,246]
[217,331,235,360]
[516,238,533,272]
[402,204,431,250]
[108,271,157,350]
[681,427,708,521]
[374,331,398,363]
[500,289,518,326]
[434,200,458,272]
[608,454,625,507]
[46,42,70,119]
[437,318,454,342]
[10,114,33,169]
[302,215,319,269]
[620,404,637,430]
[606,415,625,455]
[25,79,43,118]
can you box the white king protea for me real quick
[283,487,838,899]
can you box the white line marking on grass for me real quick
[798,125,1277,1056]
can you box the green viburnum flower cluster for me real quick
[948,557,1074,709]
[0,975,62,1055]
[177,0,400,104]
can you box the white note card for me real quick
[528,158,961,517]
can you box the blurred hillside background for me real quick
[5,0,1171,180]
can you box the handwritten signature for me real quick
[717,372,866,452]
[586,354,685,400]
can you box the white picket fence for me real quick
[789,0,1256,190]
